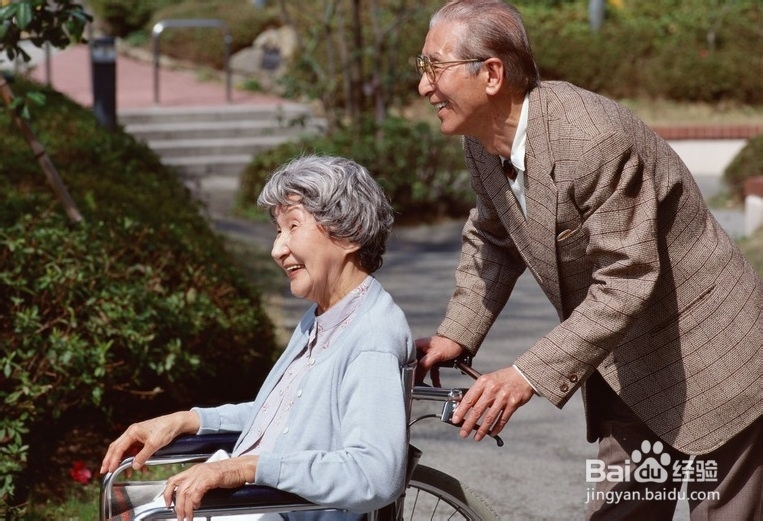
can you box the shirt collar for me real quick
[509,94,530,172]
[313,275,372,334]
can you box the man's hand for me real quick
[163,455,258,521]
[451,366,534,441]
[414,335,465,387]
[99,411,199,474]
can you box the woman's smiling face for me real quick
[270,201,360,312]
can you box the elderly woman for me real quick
[100,155,415,520]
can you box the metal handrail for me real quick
[151,19,232,104]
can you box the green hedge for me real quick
[147,1,282,70]
[521,0,762,104]
[724,133,763,203]
[237,116,474,224]
[0,81,278,512]
[87,0,185,37]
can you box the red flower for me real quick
[70,460,93,484]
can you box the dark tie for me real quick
[503,160,517,181]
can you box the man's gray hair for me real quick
[257,155,394,273]
[431,0,540,94]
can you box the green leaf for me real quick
[0,4,18,22]
[26,92,46,106]
[15,2,32,31]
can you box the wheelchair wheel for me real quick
[403,465,500,520]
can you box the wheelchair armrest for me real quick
[131,485,316,520]
[198,484,312,510]
[102,433,242,519]
[152,435,316,512]
[153,433,239,457]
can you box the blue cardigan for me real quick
[194,277,415,516]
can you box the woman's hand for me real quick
[100,411,200,474]
[163,456,259,520]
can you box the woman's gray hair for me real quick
[431,0,540,95]
[257,155,394,273]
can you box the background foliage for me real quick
[85,0,184,38]
[238,116,473,224]
[84,0,763,224]
[724,133,763,203]
[522,0,762,104]
[0,81,279,515]
[135,0,763,107]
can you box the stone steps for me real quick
[121,119,308,141]
[118,103,324,215]
[119,103,317,125]
[149,136,292,159]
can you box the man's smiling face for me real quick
[417,20,491,139]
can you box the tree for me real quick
[0,0,91,224]
[278,0,424,133]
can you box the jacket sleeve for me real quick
[436,140,527,352]
[192,402,259,434]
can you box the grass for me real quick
[24,484,101,521]
[25,464,187,520]
[403,97,763,129]
[620,99,763,127]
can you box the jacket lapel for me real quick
[523,90,564,315]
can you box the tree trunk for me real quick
[349,0,364,128]
[0,75,83,224]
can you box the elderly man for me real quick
[413,1,761,519]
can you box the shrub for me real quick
[237,116,474,225]
[724,133,763,203]
[517,0,763,104]
[0,81,278,514]
[87,0,185,37]
[147,1,282,70]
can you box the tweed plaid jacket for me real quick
[437,81,762,455]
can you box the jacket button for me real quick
[569,374,578,383]
[560,384,569,393]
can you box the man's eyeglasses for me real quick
[415,55,483,83]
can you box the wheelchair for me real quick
[100,363,501,520]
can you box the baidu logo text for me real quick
[586,440,671,483]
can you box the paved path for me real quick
[22,43,282,109]
[20,43,749,519]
